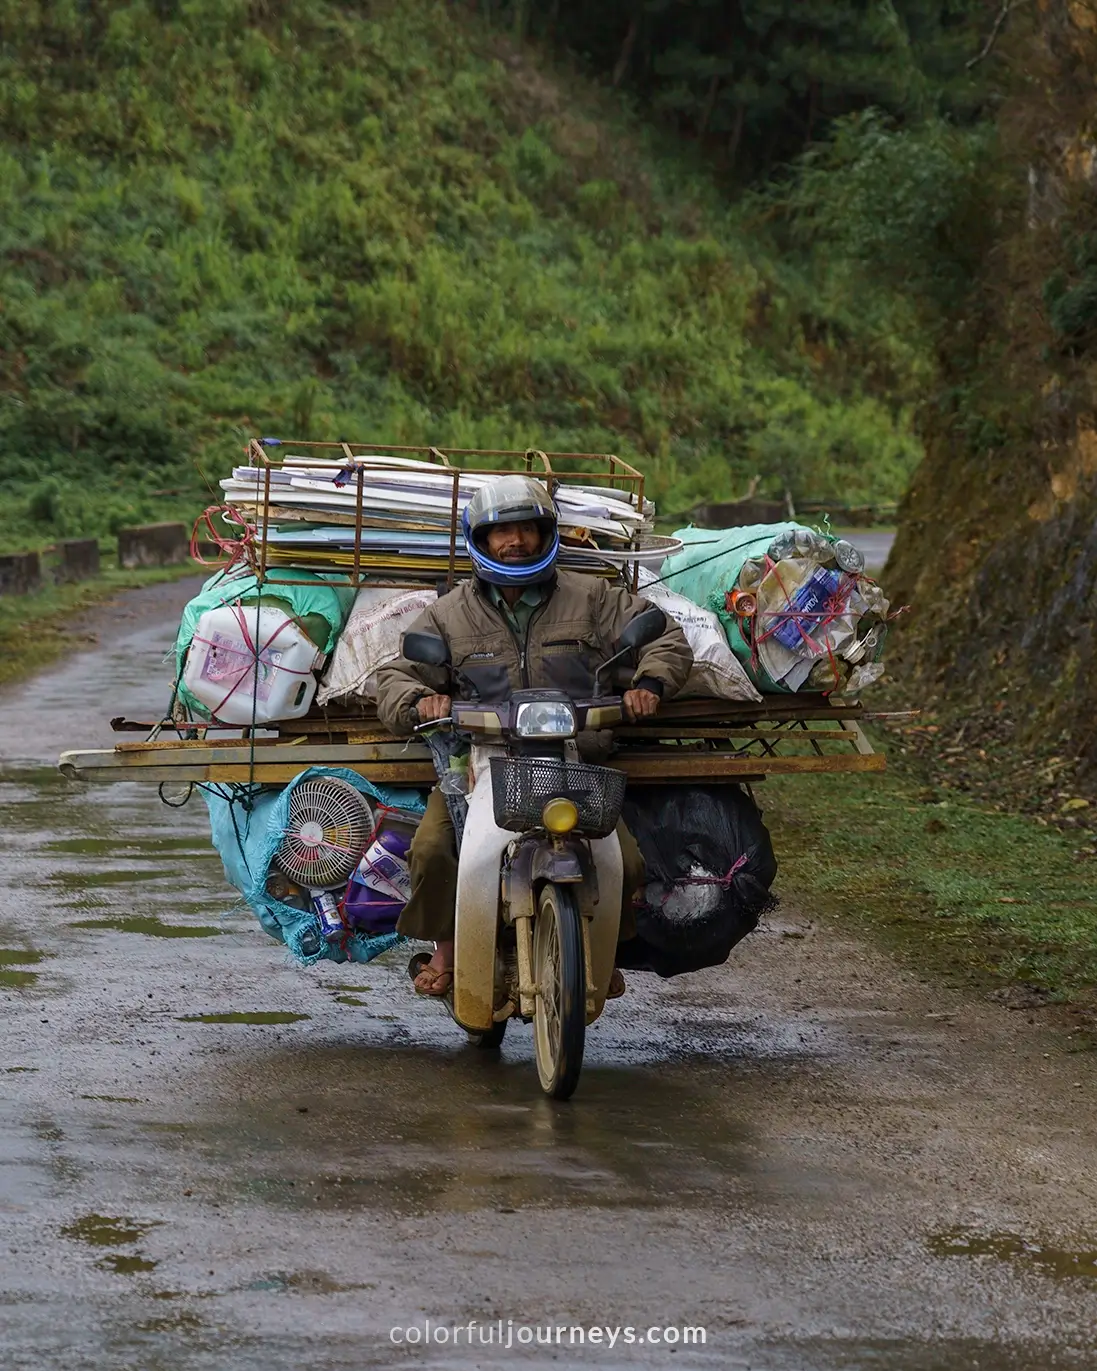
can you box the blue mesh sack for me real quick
[203,767,426,966]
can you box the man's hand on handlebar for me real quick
[416,693,453,723]
[623,688,660,721]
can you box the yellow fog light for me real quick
[542,797,579,834]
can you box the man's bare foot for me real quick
[413,940,454,997]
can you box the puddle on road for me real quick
[177,1012,311,1025]
[0,947,46,987]
[246,1269,376,1295]
[49,870,166,889]
[60,1217,160,1277]
[61,1212,161,1277]
[0,968,40,987]
[72,916,223,938]
[80,1094,142,1104]
[929,1227,1097,1280]
[136,1310,204,1333]
[189,1042,760,1219]
[100,1252,158,1274]
[61,1213,156,1246]
[334,995,368,1006]
[44,835,213,857]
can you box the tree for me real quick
[493,0,991,180]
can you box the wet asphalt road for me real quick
[843,532,893,574]
[2,581,1097,1371]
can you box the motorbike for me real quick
[400,605,666,1100]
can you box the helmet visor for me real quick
[466,475,556,530]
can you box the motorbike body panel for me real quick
[453,738,627,1031]
[452,755,512,1032]
[583,828,623,1021]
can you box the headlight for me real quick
[514,700,577,738]
[542,798,579,834]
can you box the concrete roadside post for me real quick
[117,523,189,569]
[56,539,101,583]
[0,551,43,596]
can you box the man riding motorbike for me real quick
[374,473,693,997]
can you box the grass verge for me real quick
[764,732,1097,1023]
[0,565,198,691]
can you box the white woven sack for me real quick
[318,587,438,705]
[636,569,761,703]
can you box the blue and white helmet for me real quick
[462,475,559,587]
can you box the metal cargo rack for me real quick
[58,696,892,788]
[59,435,897,789]
[225,439,650,592]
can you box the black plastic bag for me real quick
[616,784,777,978]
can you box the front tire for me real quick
[532,882,586,1100]
[467,1019,507,1050]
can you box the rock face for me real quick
[887,1,1097,774]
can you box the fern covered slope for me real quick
[0,0,920,545]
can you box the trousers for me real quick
[396,786,645,943]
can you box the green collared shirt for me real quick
[488,583,545,639]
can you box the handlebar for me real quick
[412,695,630,737]
[413,716,455,733]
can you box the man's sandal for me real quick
[407,953,454,998]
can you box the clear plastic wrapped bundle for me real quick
[659,523,892,694]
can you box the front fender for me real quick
[502,832,621,1023]
[531,844,583,884]
[453,770,512,1033]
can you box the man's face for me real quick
[484,520,544,563]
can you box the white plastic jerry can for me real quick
[182,602,325,724]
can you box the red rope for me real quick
[657,854,750,905]
[747,556,858,683]
[189,504,256,569]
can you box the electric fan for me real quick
[274,778,375,945]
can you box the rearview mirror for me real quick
[616,606,666,654]
[402,632,450,667]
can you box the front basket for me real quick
[489,756,626,839]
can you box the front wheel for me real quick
[532,882,586,1100]
[467,1018,507,1050]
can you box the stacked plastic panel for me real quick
[220,455,678,582]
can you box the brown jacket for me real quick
[375,570,692,737]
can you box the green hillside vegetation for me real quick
[0,0,926,551]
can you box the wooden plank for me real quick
[60,752,882,785]
[207,762,438,785]
[275,696,870,734]
[116,736,286,751]
[845,718,877,757]
[89,741,432,767]
[618,753,885,778]
[60,761,438,785]
[614,725,863,742]
[644,696,866,723]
